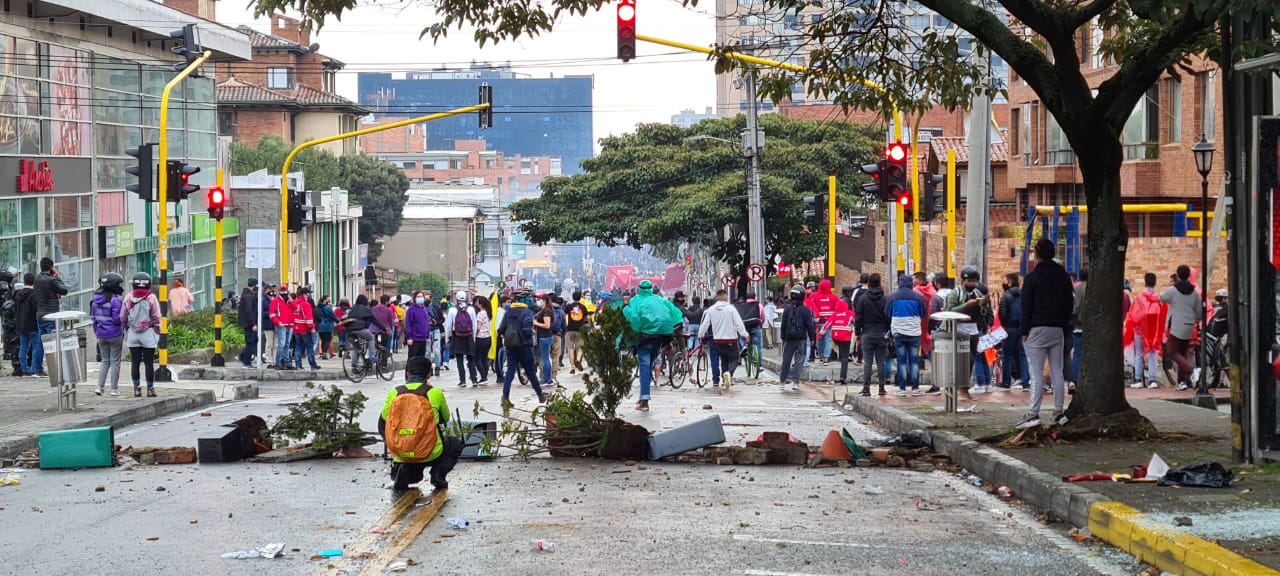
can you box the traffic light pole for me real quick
[279,102,492,287]
[211,169,226,367]
[827,176,836,278]
[155,49,212,383]
[946,150,958,279]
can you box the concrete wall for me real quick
[231,187,286,289]
[378,219,476,284]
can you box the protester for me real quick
[827,302,855,385]
[1127,273,1167,389]
[379,356,465,496]
[268,287,294,370]
[291,287,319,371]
[778,285,816,388]
[699,289,749,390]
[564,291,588,373]
[946,267,995,395]
[91,273,125,396]
[445,292,479,387]
[997,273,1029,390]
[497,289,545,408]
[885,274,929,396]
[15,273,41,377]
[405,291,432,360]
[237,279,260,368]
[621,280,683,412]
[763,296,778,350]
[315,295,338,360]
[168,278,194,316]
[121,272,161,398]
[473,295,493,385]
[1161,265,1202,391]
[33,257,66,337]
[1017,239,1074,429]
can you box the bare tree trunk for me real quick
[1068,136,1146,427]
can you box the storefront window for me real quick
[19,197,38,234]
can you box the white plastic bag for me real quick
[1147,453,1170,480]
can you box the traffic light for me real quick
[921,174,945,221]
[207,186,226,220]
[125,144,154,202]
[166,161,200,201]
[169,24,202,74]
[803,193,825,228]
[896,189,912,213]
[859,162,881,199]
[287,193,305,233]
[882,142,909,203]
[617,0,636,62]
[478,83,493,129]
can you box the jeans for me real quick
[836,340,852,382]
[1071,330,1083,383]
[1001,328,1029,388]
[38,319,54,337]
[1061,327,1074,382]
[474,337,492,381]
[429,335,442,368]
[1133,334,1160,384]
[539,336,555,383]
[802,337,811,369]
[239,327,258,367]
[97,336,123,391]
[19,331,41,374]
[293,332,317,369]
[274,326,293,367]
[1025,326,1066,416]
[971,334,992,387]
[635,340,662,401]
[861,332,889,387]
[502,346,542,399]
[749,327,763,365]
[389,436,465,491]
[130,346,156,388]
[894,335,921,390]
[779,339,806,383]
[817,325,833,361]
[714,341,741,379]
[687,325,700,350]
[706,337,723,384]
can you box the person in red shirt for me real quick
[824,307,855,384]
[913,272,936,362]
[805,279,845,365]
[268,288,295,369]
[291,287,318,371]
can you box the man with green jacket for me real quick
[622,280,684,412]
[379,356,465,495]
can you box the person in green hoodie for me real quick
[622,280,684,412]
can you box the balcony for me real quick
[1123,142,1160,161]
[1045,149,1075,166]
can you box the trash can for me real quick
[930,311,971,413]
[43,331,84,387]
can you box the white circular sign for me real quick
[721,274,734,287]
[746,263,766,282]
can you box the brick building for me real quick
[780,103,1009,144]
[367,139,562,202]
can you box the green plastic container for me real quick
[38,426,115,469]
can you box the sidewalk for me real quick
[841,383,1279,575]
[174,353,406,381]
[0,374,216,460]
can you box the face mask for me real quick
[536,299,545,308]
[415,297,425,305]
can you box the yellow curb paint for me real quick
[356,488,452,576]
[1089,502,1279,576]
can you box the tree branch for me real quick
[1067,0,1119,28]
[1094,1,1220,129]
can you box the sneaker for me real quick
[778,381,787,392]
[1191,368,1201,385]
[859,388,871,397]
[925,386,943,396]
[1147,381,1160,389]
[1176,382,1190,391]
[1053,412,1069,426]
[1043,385,1053,395]
[994,385,1012,391]
[1129,382,1144,389]
[1016,415,1041,430]
[911,389,924,397]
[109,390,120,397]
[458,382,468,388]
[789,382,799,392]
[970,385,987,394]
[147,388,157,397]
[477,377,489,386]
[895,389,907,397]
[722,372,732,389]
[94,388,103,396]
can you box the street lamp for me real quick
[1190,136,1216,409]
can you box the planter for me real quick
[599,419,650,461]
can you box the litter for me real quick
[0,470,21,486]
[531,538,555,551]
[967,475,983,487]
[316,549,343,557]
[445,518,470,530]
[997,486,1013,498]
[368,525,390,534]
[1157,462,1234,488]
[221,543,286,559]
[387,561,409,572]
[868,429,933,450]
[863,485,884,495]
[1146,453,1170,480]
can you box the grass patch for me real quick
[167,308,245,354]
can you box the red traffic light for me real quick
[896,191,912,208]
[617,0,635,23]
[885,142,908,162]
[207,186,225,207]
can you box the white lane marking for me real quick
[743,571,837,576]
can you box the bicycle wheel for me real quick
[693,347,708,388]
[744,344,761,379]
[669,349,690,389]
[342,343,366,383]
[376,346,396,381]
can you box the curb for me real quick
[0,390,216,460]
[177,360,406,382]
[846,396,1280,576]
[762,354,935,386]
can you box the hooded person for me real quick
[698,289,749,390]
[1127,272,1168,389]
[854,274,890,396]
[778,285,817,388]
[883,274,929,395]
[946,266,995,394]
[496,288,545,408]
[622,279,684,411]
[805,279,844,364]
[1160,265,1202,390]
[91,273,126,396]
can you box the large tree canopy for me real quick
[231,135,410,262]
[509,115,882,277]
[254,0,1280,429]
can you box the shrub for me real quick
[166,307,246,354]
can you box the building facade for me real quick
[0,0,249,317]
[672,107,716,129]
[366,138,561,202]
[377,205,483,289]
[357,65,592,174]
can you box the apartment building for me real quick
[365,139,562,203]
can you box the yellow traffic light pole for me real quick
[827,175,836,277]
[636,34,911,272]
[278,103,492,287]
[212,168,226,367]
[155,49,212,382]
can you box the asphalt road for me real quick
[0,367,1149,576]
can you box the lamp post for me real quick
[1191,136,1216,409]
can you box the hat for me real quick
[638,279,653,290]
[247,278,258,287]
[806,281,817,288]
[455,291,468,302]
[674,291,686,299]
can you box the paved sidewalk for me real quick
[842,383,1279,575]
[174,351,407,381]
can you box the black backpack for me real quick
[783,304,806,340]
[733,302,762,331]
[503,311,527,348]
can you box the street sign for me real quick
[746,263,765,282]
[245,229,276,268]
[777,262,792,276]
[721,274,733,287]
[696,281,709,292]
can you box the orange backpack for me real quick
[384,385,439,463]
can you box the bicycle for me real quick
[659,341,691,389]
[740,336,762,380]
[342,337,395,383]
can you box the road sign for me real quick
[245,229,276,268]
[696,281,709,292]
[746,263,765,282]
[777,262,792,276]
[721,274,733,287]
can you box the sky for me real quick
[226,1,719,149]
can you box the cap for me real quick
[791,285,805,297]
[674,291,686,299]
[806,281,817,288]
[455,291,468,302]
[1216,289,1228,298]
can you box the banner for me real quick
[605,265,635,292]
[661,264,686,292]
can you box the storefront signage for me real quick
[0,157,89,198]
[16,159,54,192]
[99,224,136,259]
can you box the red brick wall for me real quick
[781,103,1009,138]
[228,109,292,148]
[161,0,215,20]
[358,119,427,153]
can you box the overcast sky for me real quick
[227,1,718,150]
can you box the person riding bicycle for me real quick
[1209,289,1228,340]
[699,289,749,389]
[340,294,387,370]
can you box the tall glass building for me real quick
[357,66,593,174]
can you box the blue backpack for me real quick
[552,307,565,334]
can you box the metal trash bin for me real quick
[930,311,971,413]
[42,311,87,411]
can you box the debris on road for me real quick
[316,549,343,557]
[1157,462,1234,488]
[387,561,409,572]
[220,543,286,559]
[1173,516,1194,527]
[1,470,21,486]
[863,485,884,495]
[120,446,197,465]
[530,539,555,552]
[446,518,471,530]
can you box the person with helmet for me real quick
[91,273,126,396]
[444,291,480,387]
[622,279,684,411]
[1209,289,1229,340]
[120,272,161,397]
[945,265,996,395]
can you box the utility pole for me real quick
[964,51,992,280]
[744,76,766,302]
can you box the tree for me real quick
[253,0,1275,430]
[396,271,451,298]
[509,115,881,285]
[230,135,410,263]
